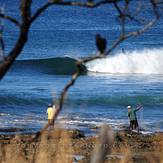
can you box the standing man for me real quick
[47,104,57,130]
[127,104,143,133]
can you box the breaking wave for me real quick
[86,48,163,74]
[13,48,163,75]
[14,57,87,75]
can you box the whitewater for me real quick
[86,48,163,74]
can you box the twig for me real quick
[30,0,122,24]
[0,0,31,79]
[0,13,21,27]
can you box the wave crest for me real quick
[14,57,87,75]
[86,48,163,74]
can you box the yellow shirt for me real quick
[47,107,55,119]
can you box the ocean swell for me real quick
[13,57,87,75]
[1,94,163,106]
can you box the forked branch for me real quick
[0,13,21,27]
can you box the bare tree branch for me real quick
[0,0,32,79]
[126,2,151,24]
[0,25,5,55]
[30,2,52,24]
[157,1,163,4]
[49,0,122,8]
[125,20,157,38]
[0,13,21,27]
[30,0,122,24]
[20,0,32,23]
[151,0,160,18]
[123,0,160,39]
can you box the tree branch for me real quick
[30,2,52,24]
[50,0,122,8]
[0,0,32,79]
[125,19,157,39]
[30,0,122,24]
[151,0,160,19]
[156,1,163,4]
[0,13,21,27]
[0,26,5,57]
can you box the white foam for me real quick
[140,131,153,135]
[86,48,163,74]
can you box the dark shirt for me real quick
[128,109,137,121]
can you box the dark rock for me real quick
[70,129,85,139]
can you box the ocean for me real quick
[0,0,163,135]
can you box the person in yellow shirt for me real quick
[47,104,56,130]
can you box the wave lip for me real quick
[14,57,87,75]
[86,48,163,74]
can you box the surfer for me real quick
[127,104,143,133]
[46,104,57,130]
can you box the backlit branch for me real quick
[151,0,160,18]
[0,8,5,59]
[0,13,21,27]
[30,2,52,24]
[0,25,5,54]
[124,19,157,39]
[157,1,163,4]
[30,0,122,24]
[0,0,32,79]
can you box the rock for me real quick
[70,129,85,139]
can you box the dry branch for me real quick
[0,13,21,27]
[30,0,122,24]
[0,0,31,79]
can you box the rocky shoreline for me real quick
[0,127,163,163]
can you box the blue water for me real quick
[0,0,163,134]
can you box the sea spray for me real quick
[86,48,163,74]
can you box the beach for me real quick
[0,127,163,163]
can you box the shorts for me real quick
[130,120,138,128]
[48,119,54,125]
